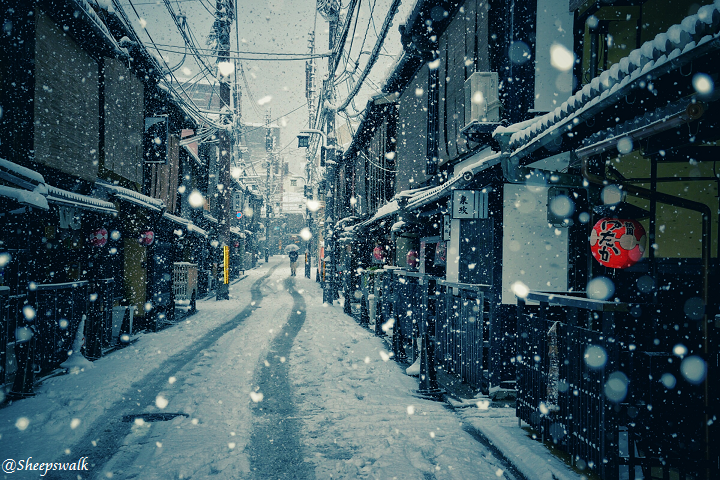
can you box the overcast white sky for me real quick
[120,0,414,173]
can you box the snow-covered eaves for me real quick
[0,158,45,190]
[229,226,246,238]
[203,211,219,224]
[163,212,208,238]
[404,151,502,211]
[502,3,720,162]
[46,185,117,215]
[0,185,49,211]
[98,183,166,212]
[355,199,400,231]
[42,0,128,59]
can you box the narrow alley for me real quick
[0,258,566,480]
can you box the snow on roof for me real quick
[0,157,45,190]
[405,151,502,211]
[503,3,720,154]
[98,183,166,212]
[163,212,208,237]
[203,211,219,224]
[228,226,247,238]
[0,185,49,210]
[47,185,117,214]
[74,0,126,58]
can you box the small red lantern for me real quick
[89,228,108,247]
[373,245,385,264]
[406,249,419,268]
[139,230,154,246]
[590,218,646,269]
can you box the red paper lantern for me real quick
[373,246,385,263]
[139,230,154,246]
[406,249,419,268]
[89,228,108,247]
[590,218,646,269]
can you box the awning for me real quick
[355,199,399,231]
[47,185,117,215]
[0,185,49,210]
[163,212,208,238]
[98,183,166,212]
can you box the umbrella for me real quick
[284,244,300,253]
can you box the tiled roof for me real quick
[501,3,720,154]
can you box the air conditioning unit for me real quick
[464,72,500,126]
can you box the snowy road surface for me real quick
[0,257,524,479]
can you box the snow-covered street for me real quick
[0,257,583,480]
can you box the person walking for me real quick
[288,249,299,276]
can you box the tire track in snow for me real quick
[246,277,314,479]
[50,265,279,479]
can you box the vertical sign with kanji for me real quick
[442,215,451,240]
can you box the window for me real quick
[290,179,297,186]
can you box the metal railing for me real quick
[514,291,708,480]
[391,270,432,364]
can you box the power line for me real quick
[151,41,331,57]
[150,44,330,61]
[241,102,310,136]
[124,0,224,128]
[335,0,401,112]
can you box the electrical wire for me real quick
[331,0,360,76]
[335,0,401,112]
[150,45,330,61]
[124,0,224,128]
[150,42,331,57]
[240,102,310,136]
[359,150,398,173]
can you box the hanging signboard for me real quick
[144,115,168,164]
[442,214,451,240]
[452,190,488,219]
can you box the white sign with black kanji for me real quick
[452,190,488,219]
[452,190,474,218]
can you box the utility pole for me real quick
[264,111,273,262]
[319,0,340,304]
[213,0,233,300]
[304,31,316,278]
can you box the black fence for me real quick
[359,269,494,394]
[435,280,491,392]
[516,291,709,480]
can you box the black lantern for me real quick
[297,134,310,148]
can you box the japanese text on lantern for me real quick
[589,218,646,269]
